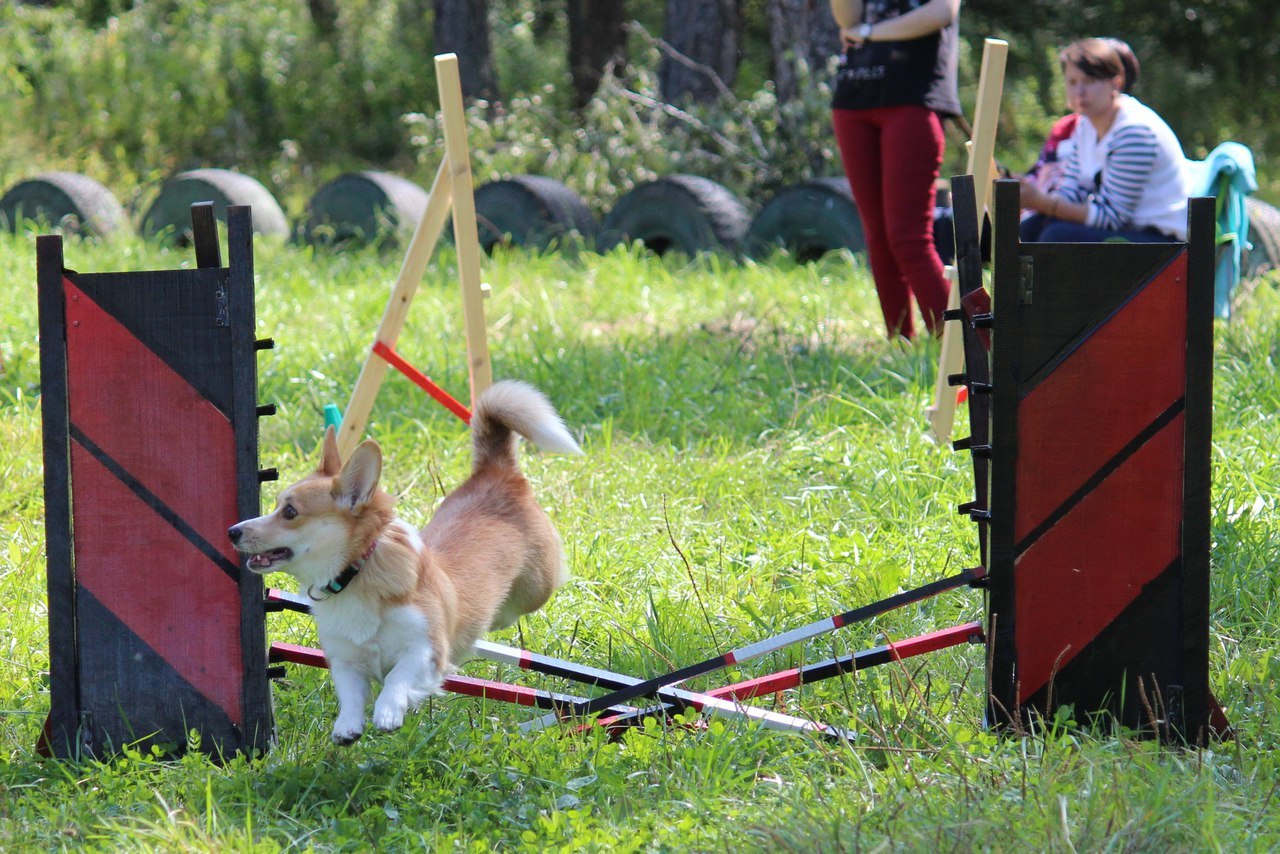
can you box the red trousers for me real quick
[832,105,951,339]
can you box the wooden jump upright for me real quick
[926,38,1007,444]
[336,53,491,459]
[38,204,274,759]
[946,177,1219,740]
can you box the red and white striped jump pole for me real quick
[519,565,986,732]
[475,639,854,742]
[268,590,850,741]
[267,640,645,716]
[594,621,985,735]
[266,591,643,717]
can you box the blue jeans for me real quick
[1021,214,1178,243]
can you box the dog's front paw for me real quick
[372,701,406,733]
[331,718,365,746]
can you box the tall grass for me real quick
[1,230,1278,850]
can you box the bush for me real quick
[0,1,1193,222]
[406,36,845,219]
[0,0,436,213]
[0,4,861,220]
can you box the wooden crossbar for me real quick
[372,341,472,423]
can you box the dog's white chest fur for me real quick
[315,598,434,681]
[312,592,384,647]
[310,518,428,651]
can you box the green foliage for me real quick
[2,232,1280,849]
[0,0,848,221]
[2,0,1274,222]
[0,0,437,212]
[492,0,572,100]
[407,39,841,219]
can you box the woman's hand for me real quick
[1019,175,1049,213]
[854,0,959,43]
[1019,176,1072,220]
[841,24,868,48]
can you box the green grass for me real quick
[1,230,1278,851]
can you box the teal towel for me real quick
[1186,142,1257,318]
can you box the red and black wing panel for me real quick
[38,207,272,758]
[986,180,1214,739]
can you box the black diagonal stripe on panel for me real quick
[1015,398,1184,557]
[71,269,234,418]
[1019,556,1184,737]
[1015,244,1182,397]
[71,424,240,581]
[75,588,247,759]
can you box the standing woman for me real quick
[828,0,962,340]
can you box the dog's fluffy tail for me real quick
[471,380,581,472]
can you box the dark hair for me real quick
[1102,38,1140,93]
[1059,38,1127,87]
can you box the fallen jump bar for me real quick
[520,565,986,732]
[267,641,643,716]
[474,640,855,743]
[267,590,850,742]
[596,621,985,734]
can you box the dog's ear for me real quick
[320,425,342,476]
[335,440,382,511]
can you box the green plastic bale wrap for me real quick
[1,172,129,238]
[745,177,866,262]
[300,171,428,247]
[141,169,288,244]
[1244,196,1280,278]
[598,175,749,256]
[473,176,596,252]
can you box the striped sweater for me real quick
[1056,95,1192,240]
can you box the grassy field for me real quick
[1,230,1278,851]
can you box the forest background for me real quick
[1,0,1275,225]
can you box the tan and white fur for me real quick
[228,380,580,744]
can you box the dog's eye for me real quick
[282,504,298,520]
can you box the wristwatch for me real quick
[858,22,873,40]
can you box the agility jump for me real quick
[35,49,1223,754]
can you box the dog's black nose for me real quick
[228,525,242,544]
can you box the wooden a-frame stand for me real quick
[926,38,1007,444]
[336,53,492,460]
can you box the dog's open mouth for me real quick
[245,548,293,571]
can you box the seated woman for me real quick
[1021,40,1137,220]
[1020,38,1191,242]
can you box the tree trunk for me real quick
[658,0,742,105]
[765,0,841,104]
[307,0,339,40]
[566,0,628,109]
[433,0,497,101]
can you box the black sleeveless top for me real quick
[830,0,962,118]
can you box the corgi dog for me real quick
[228,380,580,744]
